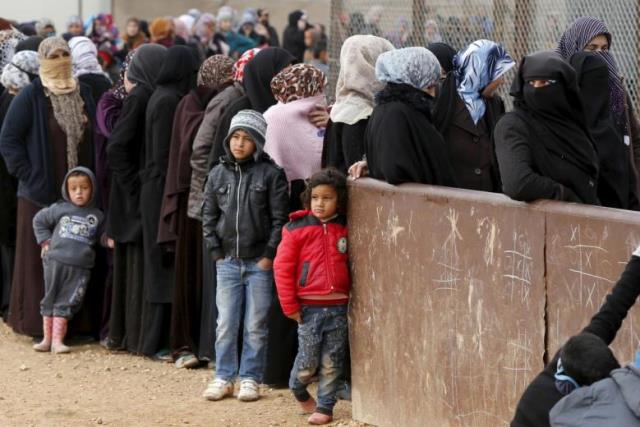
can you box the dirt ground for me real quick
[0,322,358,427]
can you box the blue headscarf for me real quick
[453,39,515,124]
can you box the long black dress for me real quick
[0,91,16,320]
[139,45,198,356]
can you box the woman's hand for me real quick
[348,160,369,180]
[308,104,329,129]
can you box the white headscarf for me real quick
[1,50,39,92]
[376,47,441,90]
[330,35,394,125]
[68,36,110,79]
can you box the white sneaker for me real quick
[237,379,260,402]
[202,378,234,401]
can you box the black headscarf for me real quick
[127,43,167,91]
[242,47,296,113]
[155,45,199,95]
[512,51,599,179]
[15,36,44,53]
[570,52,634,209]
[428,42,458,132]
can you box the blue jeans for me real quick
[290,304,348,415]
[214,257,272,382]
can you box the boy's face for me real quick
[229,129,256,161]
[67,175,92,207]
[310,185,338,221]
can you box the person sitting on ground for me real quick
[511,245,640,426]
[201,110,289,403]
[494,51,599,205]
[274,168,351,425]
[32,167,105,354]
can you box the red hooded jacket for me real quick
[274,210,351,315]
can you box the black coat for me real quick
[79,73,112,108]
[105,85,152,242]
[266,24,280,47]
[511,255,640,427]
[322,118,368,174]
[495,112,598,204]
[365,84,457,187]
[0,91,17,246]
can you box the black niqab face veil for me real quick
[511,51,598,177]
[242,47,296,113]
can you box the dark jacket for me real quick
[495,112,598,204]
[266,24,280,47]
[511,255,640,427]
[0,78,96,208]
[0,91,17,246]
[442,96,504,192]
[78,73,112,108]
[322,118,369,175]
[365,83,457,187]
[282,11,306,62]
[105,85,152,242]
[32,167,104,268]
[202,138,289,261]
[549,365,640,427]
[274,210,350,316]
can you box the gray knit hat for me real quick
[227,109,267,147]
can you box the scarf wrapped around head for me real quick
[454,39,515,124]
[556,16,627,133]
[330,35,394,125]
[376,46,441,90]
[0,29,27,69]
[38,36,86,170]
[1,50,39,92]
[198,54,234,90]
[194,13,216,43]
[112,48,135,100]
[69,36,110,79]
[271,63,327,103]
[233,47,261,82]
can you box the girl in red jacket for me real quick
[274,168,350,425]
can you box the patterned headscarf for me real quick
[557,17,626,133]
[69,36,110,79]
[1,50,39,92]
[38,37,86,170]
[0,29,27,69]
[111,48,135,100]
[271,63,326,103]
[454,39,515,124]
[233,47,261,82]
[375,47,441,90]
[198,54,234,90]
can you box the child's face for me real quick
[310,185,338,221]
[229,129,256,161]
[67,175,93,207]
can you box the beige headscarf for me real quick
[38,37,86,169]
[330,35,394,125]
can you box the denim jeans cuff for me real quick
[292,389,311,402]
[315,406,333,416]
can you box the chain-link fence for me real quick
[328,0,640,108]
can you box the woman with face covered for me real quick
[494,51,599,204]
[105,44,167,353]
[431,39,515,192]
[364,47,457,186]
[139,45,199,359]
[0,37,97,337]
[0,50,39,320]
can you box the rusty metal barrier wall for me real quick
[347,178,640,427]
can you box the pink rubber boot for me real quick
[51,317,71,354]
[32,316,52,352]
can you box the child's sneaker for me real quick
[202,378,234,401]
[308,412,333,425]
[237,379,260,402]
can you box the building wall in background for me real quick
[3,0,111,34]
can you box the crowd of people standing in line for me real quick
[1,5,640,426]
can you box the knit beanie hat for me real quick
[227,109,267,148]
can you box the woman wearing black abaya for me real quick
[282,10,306,62]
[494,51,599,204]
[140,45,198,358]
[570,52,639,210]
[364,47,457,186]
[105,44,167,353]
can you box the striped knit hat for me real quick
[227,109,267,147]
